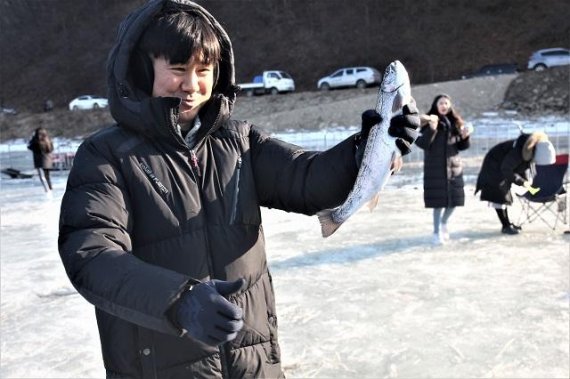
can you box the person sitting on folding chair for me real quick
[516,153,568,230]
[475,131,556,234]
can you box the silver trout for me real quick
[318,60,412,238]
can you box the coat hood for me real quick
[521,131,551,162]
[106,0,238,139]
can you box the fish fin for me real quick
[390,154,403,174]
[366,193,381,211]
[318,210,342,238]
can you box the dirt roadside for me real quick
[232,74,518,132]
[1,68,567,142]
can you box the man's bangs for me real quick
[172,22,220,65]
[144,13,221,65]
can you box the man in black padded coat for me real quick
[58,1,419,377]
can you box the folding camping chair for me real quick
[516,154,569,230]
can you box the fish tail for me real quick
[318,210,343,238]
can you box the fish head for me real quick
[381,60,412,112]
[381,60,410,94]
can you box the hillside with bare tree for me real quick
[1,0,568,113]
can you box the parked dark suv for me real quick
[461,64,518,79]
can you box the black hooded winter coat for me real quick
[415,116,470,208]
[58,1,358,378]
[475,133,536,205]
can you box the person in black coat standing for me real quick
[415,94,471,244]
[56,1,420,376]
[475,131,556,234]
[27,127,54,194]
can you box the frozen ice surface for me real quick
[1,115,569,378]
[1,176,103,378]
[1,176,568,378]
[266,185,569,378]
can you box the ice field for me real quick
[1,114,569,378]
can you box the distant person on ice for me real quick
[475,131,556,234]
[415,94,471,245]
[27,127,54,195]
[57,0,420,377]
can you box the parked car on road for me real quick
[238,71,295,96]
[1,107,17,115]
[68,95,108,111]
[317,66,381,90]
[461,63,518,79]
[527,48,570,71]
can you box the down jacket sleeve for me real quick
[249,126,359,215]
[500,147,527,186]
[456,135,470,151]
[414,125,437,150]
[58,139,190,336]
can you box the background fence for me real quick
[275,119,568,158]
[273,116,569,184]
[1,116,568,182]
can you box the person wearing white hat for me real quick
[475,131,556,234]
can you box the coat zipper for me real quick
[445,125,451,206]
[229,156,242,224]
[187,103,232,379]
[188,146,230,379]
[211,104,232,379]
[189,149,202,178]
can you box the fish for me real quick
[318,60,413,238]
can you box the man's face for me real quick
[151,54,215,127]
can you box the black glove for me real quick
[355,110,382,166]
[388,103,421,155]
[360,109,382,140]
[176,278,245,346]
[355,104,421,165]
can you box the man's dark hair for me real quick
[139,8,221,65]
[131,6,222,94]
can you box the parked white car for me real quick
[527,48,570,71]
[238,71,295,96]
[1,107,17,115]
[317,66,381,90]
[68,95,108,111]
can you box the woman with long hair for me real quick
[27,127,54,194]
[416,94,471,244]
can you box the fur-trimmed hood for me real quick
[106,0,238,140]
[522,131,550,161]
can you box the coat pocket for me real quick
[229,155,242,225]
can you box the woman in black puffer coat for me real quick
[415,94,471,244]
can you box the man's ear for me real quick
[130,50,154,96]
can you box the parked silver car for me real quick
[527,48,570,71]
[317,66,381,90]
[68,95,108,111]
